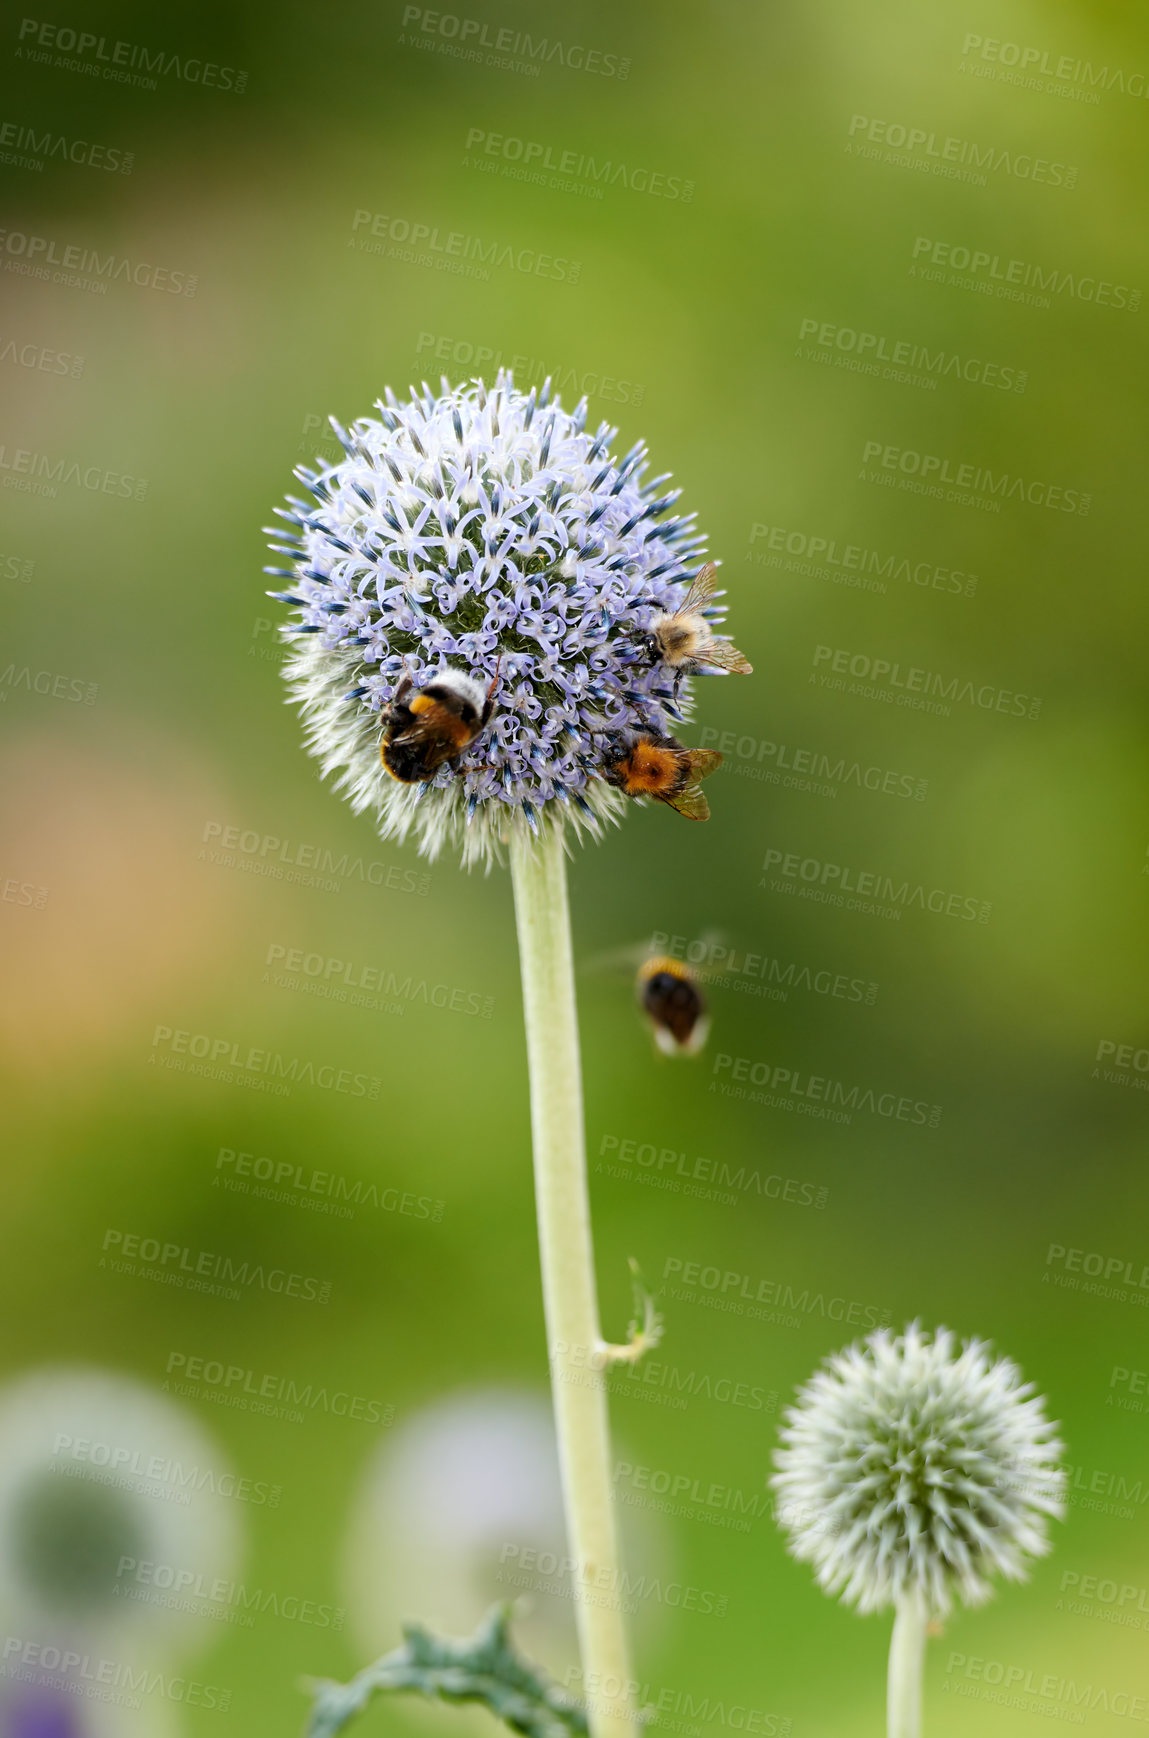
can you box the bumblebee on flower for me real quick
[266,372,751,868]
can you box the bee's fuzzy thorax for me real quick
[637,954,692,985]
[625,741,679,791]
[421,669,489,712]
[268,373,744,868]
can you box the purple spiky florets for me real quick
[266,372,726,867]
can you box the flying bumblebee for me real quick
[380,664,500,784]
[646,564,753,687]
[637,955,710,1056]
[599,728,723,821]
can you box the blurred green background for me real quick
[1,0,1148,1732]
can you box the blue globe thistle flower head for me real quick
[266,372,735,869]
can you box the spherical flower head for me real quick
[771,1323,1065,1616]
[0,1366,242,1652]
[267,372,726,868]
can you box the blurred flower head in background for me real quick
[343,1389,572,1672]
[342,1388,669,1686]
[270,373,730,866]
[771,1323,1065,1616]
[0,1369,245,1668]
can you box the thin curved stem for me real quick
[887,1599,927,1738]
[510,828,634,1738]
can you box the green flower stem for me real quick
[887,1599,927,1738]
[510,828,634,1738]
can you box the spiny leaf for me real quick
[304,1605,590,1738]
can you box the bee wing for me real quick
[660,752,720,821]
[684,749,724,780]
[661,780,711,821]
[698,639,753,675]
[678,562,722,614]
[580,938,652,977]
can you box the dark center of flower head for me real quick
[267,373,725,834]
[11,1472,149,1616]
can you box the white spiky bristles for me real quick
[771,1324,1065,1616]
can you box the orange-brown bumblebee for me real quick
[599,729,723,821]
[380,665,500,783]
[647,564,753,685]
[637,955,709,1056]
